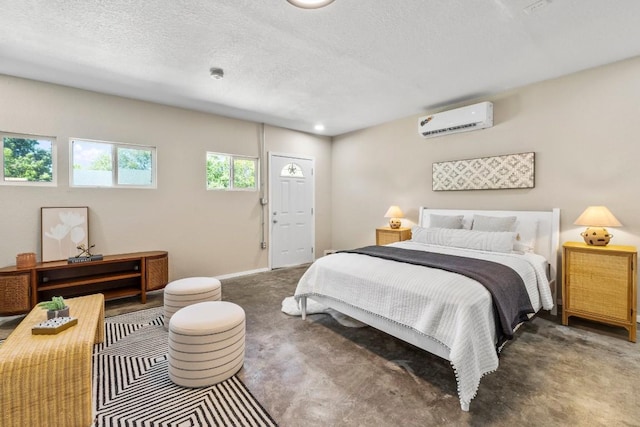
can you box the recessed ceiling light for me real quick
[314,124,325,131]
[287,0,335,9]
[209,67,224,80]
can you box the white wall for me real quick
[331,56,640,309]
[0,75,332,279]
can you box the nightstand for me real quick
[562,242,637,342]
[376,227,412,246]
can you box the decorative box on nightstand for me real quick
[376,227,412,246]
[562,242,637,342]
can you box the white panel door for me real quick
[270,154,314,269]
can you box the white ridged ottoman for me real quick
[163,277,222,328]
[168,301,245,387]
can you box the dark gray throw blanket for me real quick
[339,245,534,345]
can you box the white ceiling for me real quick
[1,0,639,137]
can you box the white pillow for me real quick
[513,220,538,253]
[411,226,516,253]
[471,215,517,232]
[429,214,464,229]
[411,225,431,243]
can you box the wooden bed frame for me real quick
[299,207,560,411]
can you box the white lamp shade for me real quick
[574,206,622,227]
[384,205,404,219]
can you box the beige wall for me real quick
[332,56,640,309]
[0,75,332,279]
[2,56,639,308]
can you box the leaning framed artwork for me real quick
[41,206,89,262]
[432,152,535,191]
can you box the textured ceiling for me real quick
[1,0,639,136]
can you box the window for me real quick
[206,152,258,191]
[0,132,56,186]
[71,139,156,188]
[280,162,304,178]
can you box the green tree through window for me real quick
[233,158,256,189]
[118,148,151,170]
[90,153,113,171]
[2,136,54,183]
[71,139,155,187]
[206,152,257,191]
[207,154,231,189]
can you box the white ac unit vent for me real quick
[418,102,493,138]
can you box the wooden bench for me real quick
[0,293,104,427]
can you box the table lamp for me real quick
[384,205,404,229]
[573,206,622,246]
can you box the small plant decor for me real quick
[38,296,66,311]
[38,296,70,319]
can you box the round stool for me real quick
[163,277,222,328]
[168,301,245,388]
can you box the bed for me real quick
[294,207,560,411]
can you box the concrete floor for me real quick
[223,266,640,427]
[2,265,640,426]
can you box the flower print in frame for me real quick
[41,206,89,262]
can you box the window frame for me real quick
[206,151,259,192]
[0,131,57,187]
[70,138,157,189]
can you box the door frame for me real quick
[268,152,316,269]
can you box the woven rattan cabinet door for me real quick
[146,253,169,291]
[562,242,637,342]
[566,250,629,320]
[0,272,31,315]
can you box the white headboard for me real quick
[419,207,561,313]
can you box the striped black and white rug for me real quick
[92,307,277,427]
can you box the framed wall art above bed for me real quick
[432,152,535,191]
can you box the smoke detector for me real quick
[209,67,224,80]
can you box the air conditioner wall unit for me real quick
[418,101,493,138]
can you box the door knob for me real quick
[273,219,278,224]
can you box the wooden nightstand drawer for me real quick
[376,227,411,245]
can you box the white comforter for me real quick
[294,241,553,409]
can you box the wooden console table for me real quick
[0,294,105,427]
[0,251,168,315]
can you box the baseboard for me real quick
[215,267,270,281]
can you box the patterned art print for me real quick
[432,152,535,191]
